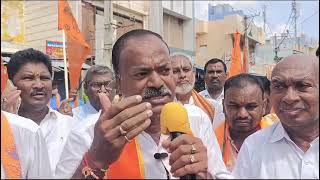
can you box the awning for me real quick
[51,60,91,72]
[1,57,91,72]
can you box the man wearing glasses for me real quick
[72,65,115,122]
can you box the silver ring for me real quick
[190,154,196,163]
[191,144,197,154]
[124,135,131,143]
[119,126,127,136]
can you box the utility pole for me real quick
[263,5,267,34]
[274,33,279,62]
[243,13,260,72]
[292,0,298,45]
[243,15,249,72]
[103,0,116,68]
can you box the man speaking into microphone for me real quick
[55,29,231,179]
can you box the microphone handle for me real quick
[170,132,196,180]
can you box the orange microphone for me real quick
[160,102,195,179]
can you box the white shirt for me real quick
[1,111,52,179]
[199,89,225,129]
[55,104,232,179]
[233,122,319,179]
[39,108,77,175]
[72,102,99,122]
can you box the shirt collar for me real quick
[85,102,99,114]
[188,96,194,105]
[40,107,58,125]
[216,90,224,101]
[310,137,319,146]
[204,89,224,100]
[269,122,292,143]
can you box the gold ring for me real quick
[1,97,7,103]
[124,135,131,143]
[191,144,197,154]
[190,154,196,163]
[119,126,127,136]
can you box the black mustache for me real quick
[142,86,172,100]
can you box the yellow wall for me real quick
[195,14,265,69]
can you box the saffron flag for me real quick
[1,57,8,92]
[228,31,243,78]
[58,0,91,106]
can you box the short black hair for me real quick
[224,73,264,98]
[112,29,170,76]
[8,48,52,80]
[254,75,270,95]
[204,58,227,73]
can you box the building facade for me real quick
[1,0,196,68]
[208,4,244,21]
[195,14,265,71]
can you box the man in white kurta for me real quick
[233,55,319,179]
[5,48,77,175]
[1,111,52,178]
[199,58,228,129]
[55,104,232,179]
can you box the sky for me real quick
[194,1,319,41]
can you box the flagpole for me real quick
[62,29,69,99]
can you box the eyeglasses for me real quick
[89,80,115,91]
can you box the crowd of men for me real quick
[1,29,319,179]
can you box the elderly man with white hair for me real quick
[170,52,215,123]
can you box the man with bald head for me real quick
[233,55,319,179]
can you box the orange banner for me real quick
[1,57,8,92]
[58,0,91,105]
[229,31,243,77]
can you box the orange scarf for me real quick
[1,111,22,179]
[215,120,275,169]
[261,113,279,128]
[105,138,144,179]
[56,94,61,108]
[191,90,215,123]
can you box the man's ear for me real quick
[83,83,88,95]
[222,99,226,115]
[115,75,121,95]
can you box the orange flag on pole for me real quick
[228,31,243,78]
[58,0,91,106]
[1,57,9,92]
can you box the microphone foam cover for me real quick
[160,102,192,135]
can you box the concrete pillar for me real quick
[183,1,195,61]
[148,1,163,36]
[102,0,116,69]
